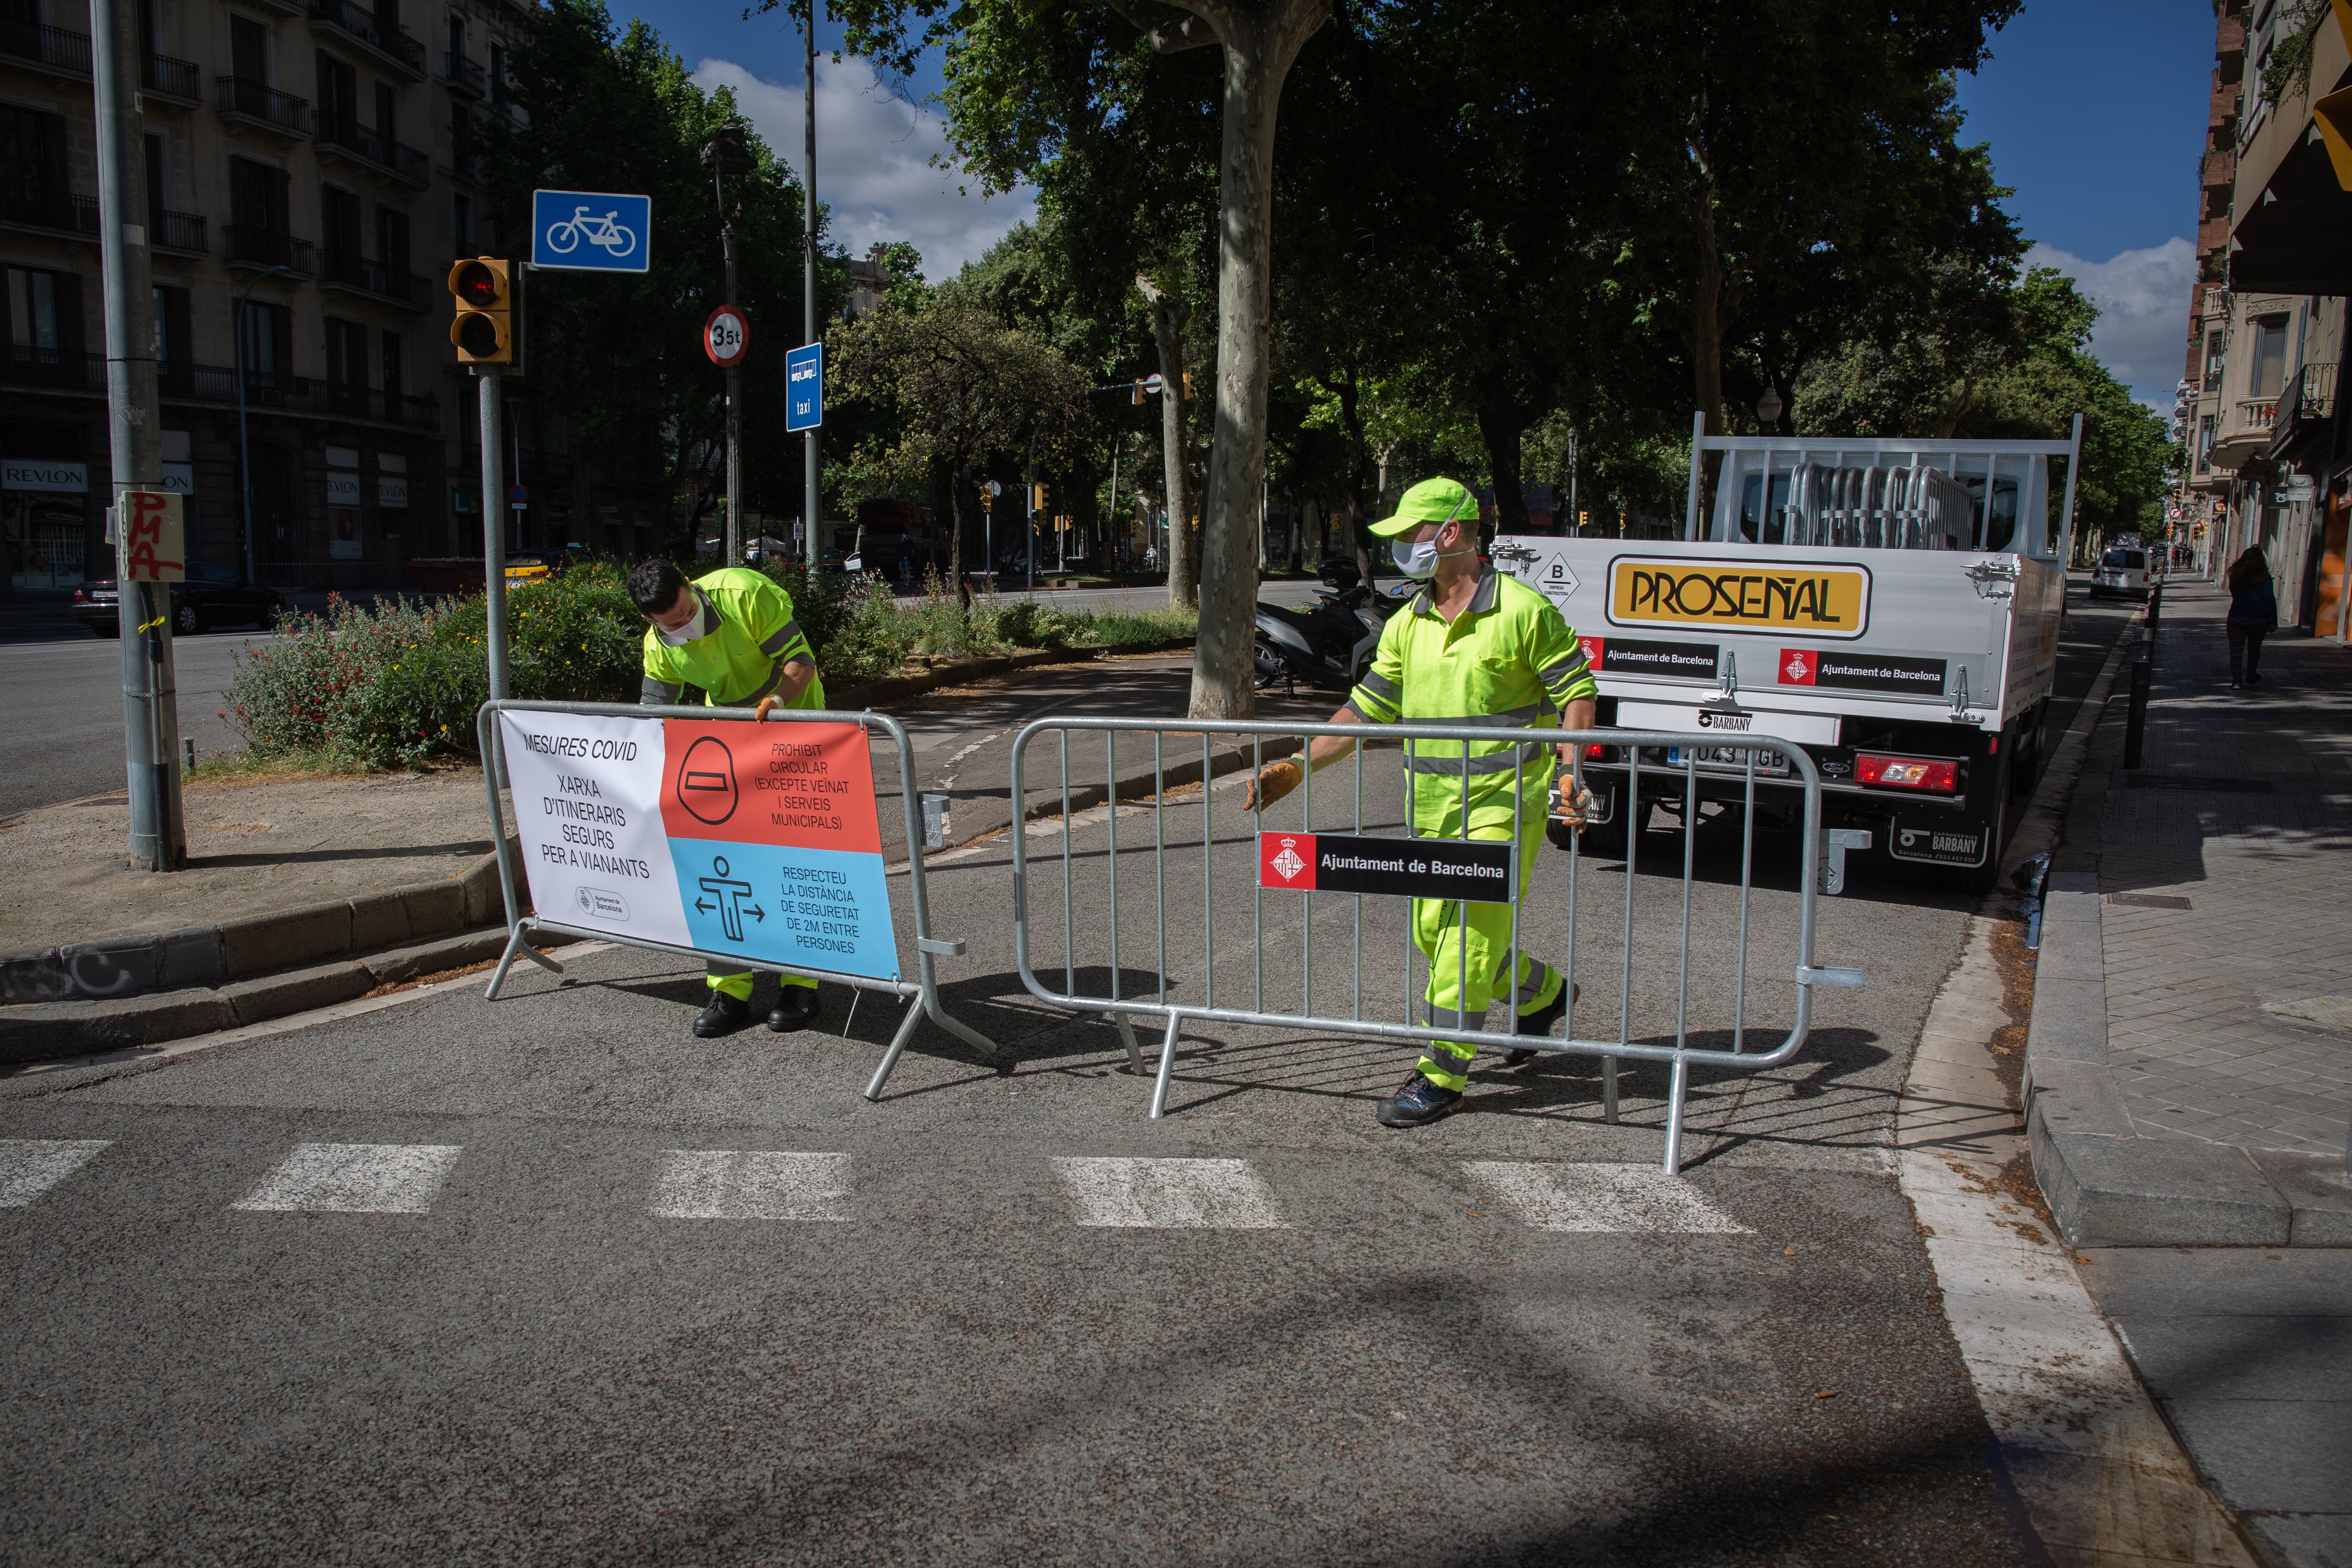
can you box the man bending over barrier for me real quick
[629,558,827,1041]
[1241,477,1599,1127]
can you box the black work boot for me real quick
[1375,1070,1464,1127]
[694,990,755,1038]
[767,984,821,1033]
[1504,983,1578,1067]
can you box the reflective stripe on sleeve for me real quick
[1356,668,1402,704]
[640,676,683,706]
[760,618,806,657]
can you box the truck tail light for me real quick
[1855,752,1960,794]
[1584,743,1607,760]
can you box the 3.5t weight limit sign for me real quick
[703,305,748,368]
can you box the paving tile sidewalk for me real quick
[2033,577,2352,1567]
[2093,580,2352,1161]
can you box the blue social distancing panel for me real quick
[531,189,651,273]
[667,840,900,983]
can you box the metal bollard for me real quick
[2147,582,2161,630]
[2122,658,2151,769]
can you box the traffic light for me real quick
[448,257,516,365]
[1032,482,1049,513]
[1181,371,1195,401]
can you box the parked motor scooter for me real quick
[1254,582,1404,696]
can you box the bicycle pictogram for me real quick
[543,205,638,260]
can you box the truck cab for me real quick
[1493,415,2082,890]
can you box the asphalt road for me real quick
[0,593,2133,1564]
[0,579,1331,821]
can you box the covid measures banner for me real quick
[498,711,900,982]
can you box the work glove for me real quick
[1241,759,1303,813]
[752,696,779,722]
[1550,778,1596,830]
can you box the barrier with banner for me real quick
[476,699,995,1096]
[1008,718,1866,1172]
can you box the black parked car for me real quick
[73,561,291,636]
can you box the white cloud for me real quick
[2024,238,2198,410]
[693,54,1038,281]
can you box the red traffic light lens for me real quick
[453,261,500,306]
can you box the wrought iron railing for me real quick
[306,0,424,73]
[314,111,431,185]
[140,51,200,99]
[150,208,207,252]
[0,192,100,235]
[0,18,90,73]
[215,75,311,133]
[320,250,428,306]
[224,227,316,272]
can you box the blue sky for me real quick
[1954,0,2216,406]
[615,0,2212,405]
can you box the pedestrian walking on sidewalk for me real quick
[1240,477,1601,1128]
[2224,547,2278,690]
[629,559,829,1040]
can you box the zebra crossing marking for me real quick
[0,1139,112,1208]
[1464,1161,1752,1233]
[651,1151,854,1221]
[1053,1156,1286,1229]
[232,1143,464,1214]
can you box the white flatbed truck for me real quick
[1493,414,2083,891]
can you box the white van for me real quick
[2090,544,2152,599]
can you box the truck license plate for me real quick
[1665,745,1791,776]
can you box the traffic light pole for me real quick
[94,0,182,872]
[1025,431,1036,594]
[476,366,509,700]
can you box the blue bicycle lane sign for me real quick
[531,189,651,273]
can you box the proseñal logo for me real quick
[1608,556,1871,639]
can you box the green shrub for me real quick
[222,562,1198,771]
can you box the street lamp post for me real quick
[235,264,291,587]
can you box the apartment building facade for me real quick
[2178,0,2352,637]
[1,0,536,599]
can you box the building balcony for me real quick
[0,347,439,429]
[319,250,430,310]
[0,192,100,238]
[440,49,483,96]
[2202,147,2236,192]
[2209,396,2279,469]
[314,111,430,188]
[2270,361,2339,458]
[224,226,316,274]
[1,345,103,392]
[150,208,207,253]
[216,76,310,138]
[0,17,90,79]
[140,51,200,103]
[306,0,424,79]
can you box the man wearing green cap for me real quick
[1243,476,1599,1126]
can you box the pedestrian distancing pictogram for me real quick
[477,699,995,1094]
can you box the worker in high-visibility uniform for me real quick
[1243,477,1599,1126]
[628,558,827,1039]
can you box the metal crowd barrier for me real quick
[475,698,996,1097]
[1008,718,1865,1172]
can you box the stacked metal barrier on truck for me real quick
[1007,716,1864,1173]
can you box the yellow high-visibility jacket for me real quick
[1343,565,1599,834]
[638,568,825,710]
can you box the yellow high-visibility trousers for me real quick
[1413,814,1561,1090]
[706,964,814,1000]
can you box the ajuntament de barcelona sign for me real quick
[1606,555,1872,639]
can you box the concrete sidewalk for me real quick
[2024,578,2352,1565]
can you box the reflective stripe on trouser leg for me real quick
[1414,816,1555,1087]
[706,963,754,1001]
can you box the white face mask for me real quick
[654,592,712,646]
[1390,495,1473,580]
[1391,537,1442,579]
